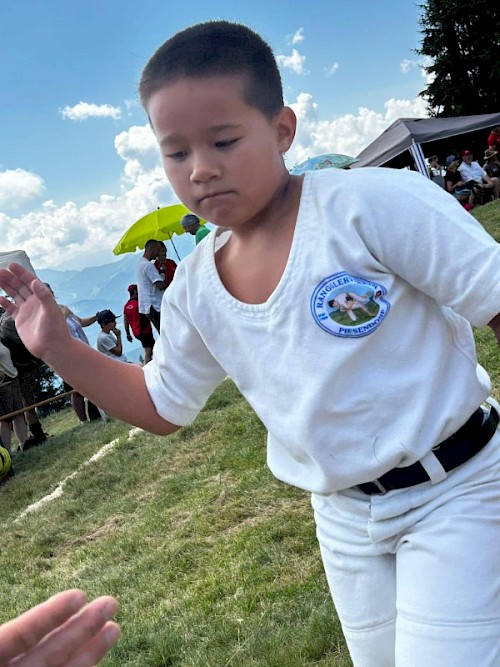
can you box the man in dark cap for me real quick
[96,310,128,363]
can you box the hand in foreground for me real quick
[0,263,69,363]
[0,589,120,666]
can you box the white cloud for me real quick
[277,49,308,75]
[2,92,430,270]
[400,59,416,74]
[59,102,122,121]
[288,28,304,45]
[124,98,140,115]
[0,123,174,270]
[285,92,428,166]
[0,168,45,208]
[325,62,340,77]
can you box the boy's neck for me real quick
[215,174,303,304]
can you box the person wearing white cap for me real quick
[458,149,499,201]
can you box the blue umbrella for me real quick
[290,153,359,175]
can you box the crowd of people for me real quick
[429,130,500,211]
[0,216,212,462]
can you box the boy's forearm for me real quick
[47,338,179,435]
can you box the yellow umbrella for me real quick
[112,204,206,258]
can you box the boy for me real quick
[1,21,500,667]
[96,310,128,363]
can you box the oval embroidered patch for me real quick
[311,272,390,338]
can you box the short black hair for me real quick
[144,239,160,251]
[139,21,284,119]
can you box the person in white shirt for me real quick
[458,149,499,201]
[96,310,128,363]
[135,239,167,332]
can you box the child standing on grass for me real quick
[1,21,500,667]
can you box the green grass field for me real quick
[1,200,500,666]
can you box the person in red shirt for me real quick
[487,126,500,151]
[123,285,155,364]
[154,242,177,288]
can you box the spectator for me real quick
[444,154,474,209]
[96,310,128,362]
[487,126,500,151]
[0,311,48,445]
[483,149,500,180]
[458,149,499,203]
[0,340,35,456]
[59,305,104,423]
[181,213,210,245]
[135,239,166,333]
[123,284,155,364]
[427,155,443,179]
[154,241,177,288]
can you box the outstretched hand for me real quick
[0,589,120,666]
[0,263,70,364]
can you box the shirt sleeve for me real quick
[142,263,227,426]
[350,168,500,327]
[145,262,163,284]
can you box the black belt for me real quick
[357,406,499,495]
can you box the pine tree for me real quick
[417,0,500,116]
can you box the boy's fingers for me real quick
[26,596,119,666]
[0,590,87,663]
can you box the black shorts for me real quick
[136,332,155,348]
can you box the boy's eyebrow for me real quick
[159,124,243,147]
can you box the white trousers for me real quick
[312,414,500,667]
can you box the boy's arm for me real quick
[0,264,179,435]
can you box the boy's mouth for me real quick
[199,190,233,204]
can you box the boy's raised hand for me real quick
[0,589,120,666]
[0,263,69,363]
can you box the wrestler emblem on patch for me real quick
[311,272,390,338]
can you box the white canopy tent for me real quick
[0,250,36,275]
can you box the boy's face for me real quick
[102,320,116,333]
[147,75,296,229]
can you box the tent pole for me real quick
[409,141,429,177]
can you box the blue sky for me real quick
[1,0,428,271]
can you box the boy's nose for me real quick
[190,153,220,183]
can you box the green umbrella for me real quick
[112,204,206,259]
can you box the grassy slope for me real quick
[1,200,500,666]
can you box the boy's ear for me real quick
[274,106,297,153]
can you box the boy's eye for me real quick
[165,151,187,160]
[215,138,239,148]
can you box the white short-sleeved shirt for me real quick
[96,331,128,363]
[458,160,487,183]
[136,256,164,314]
[143,168,500,494]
